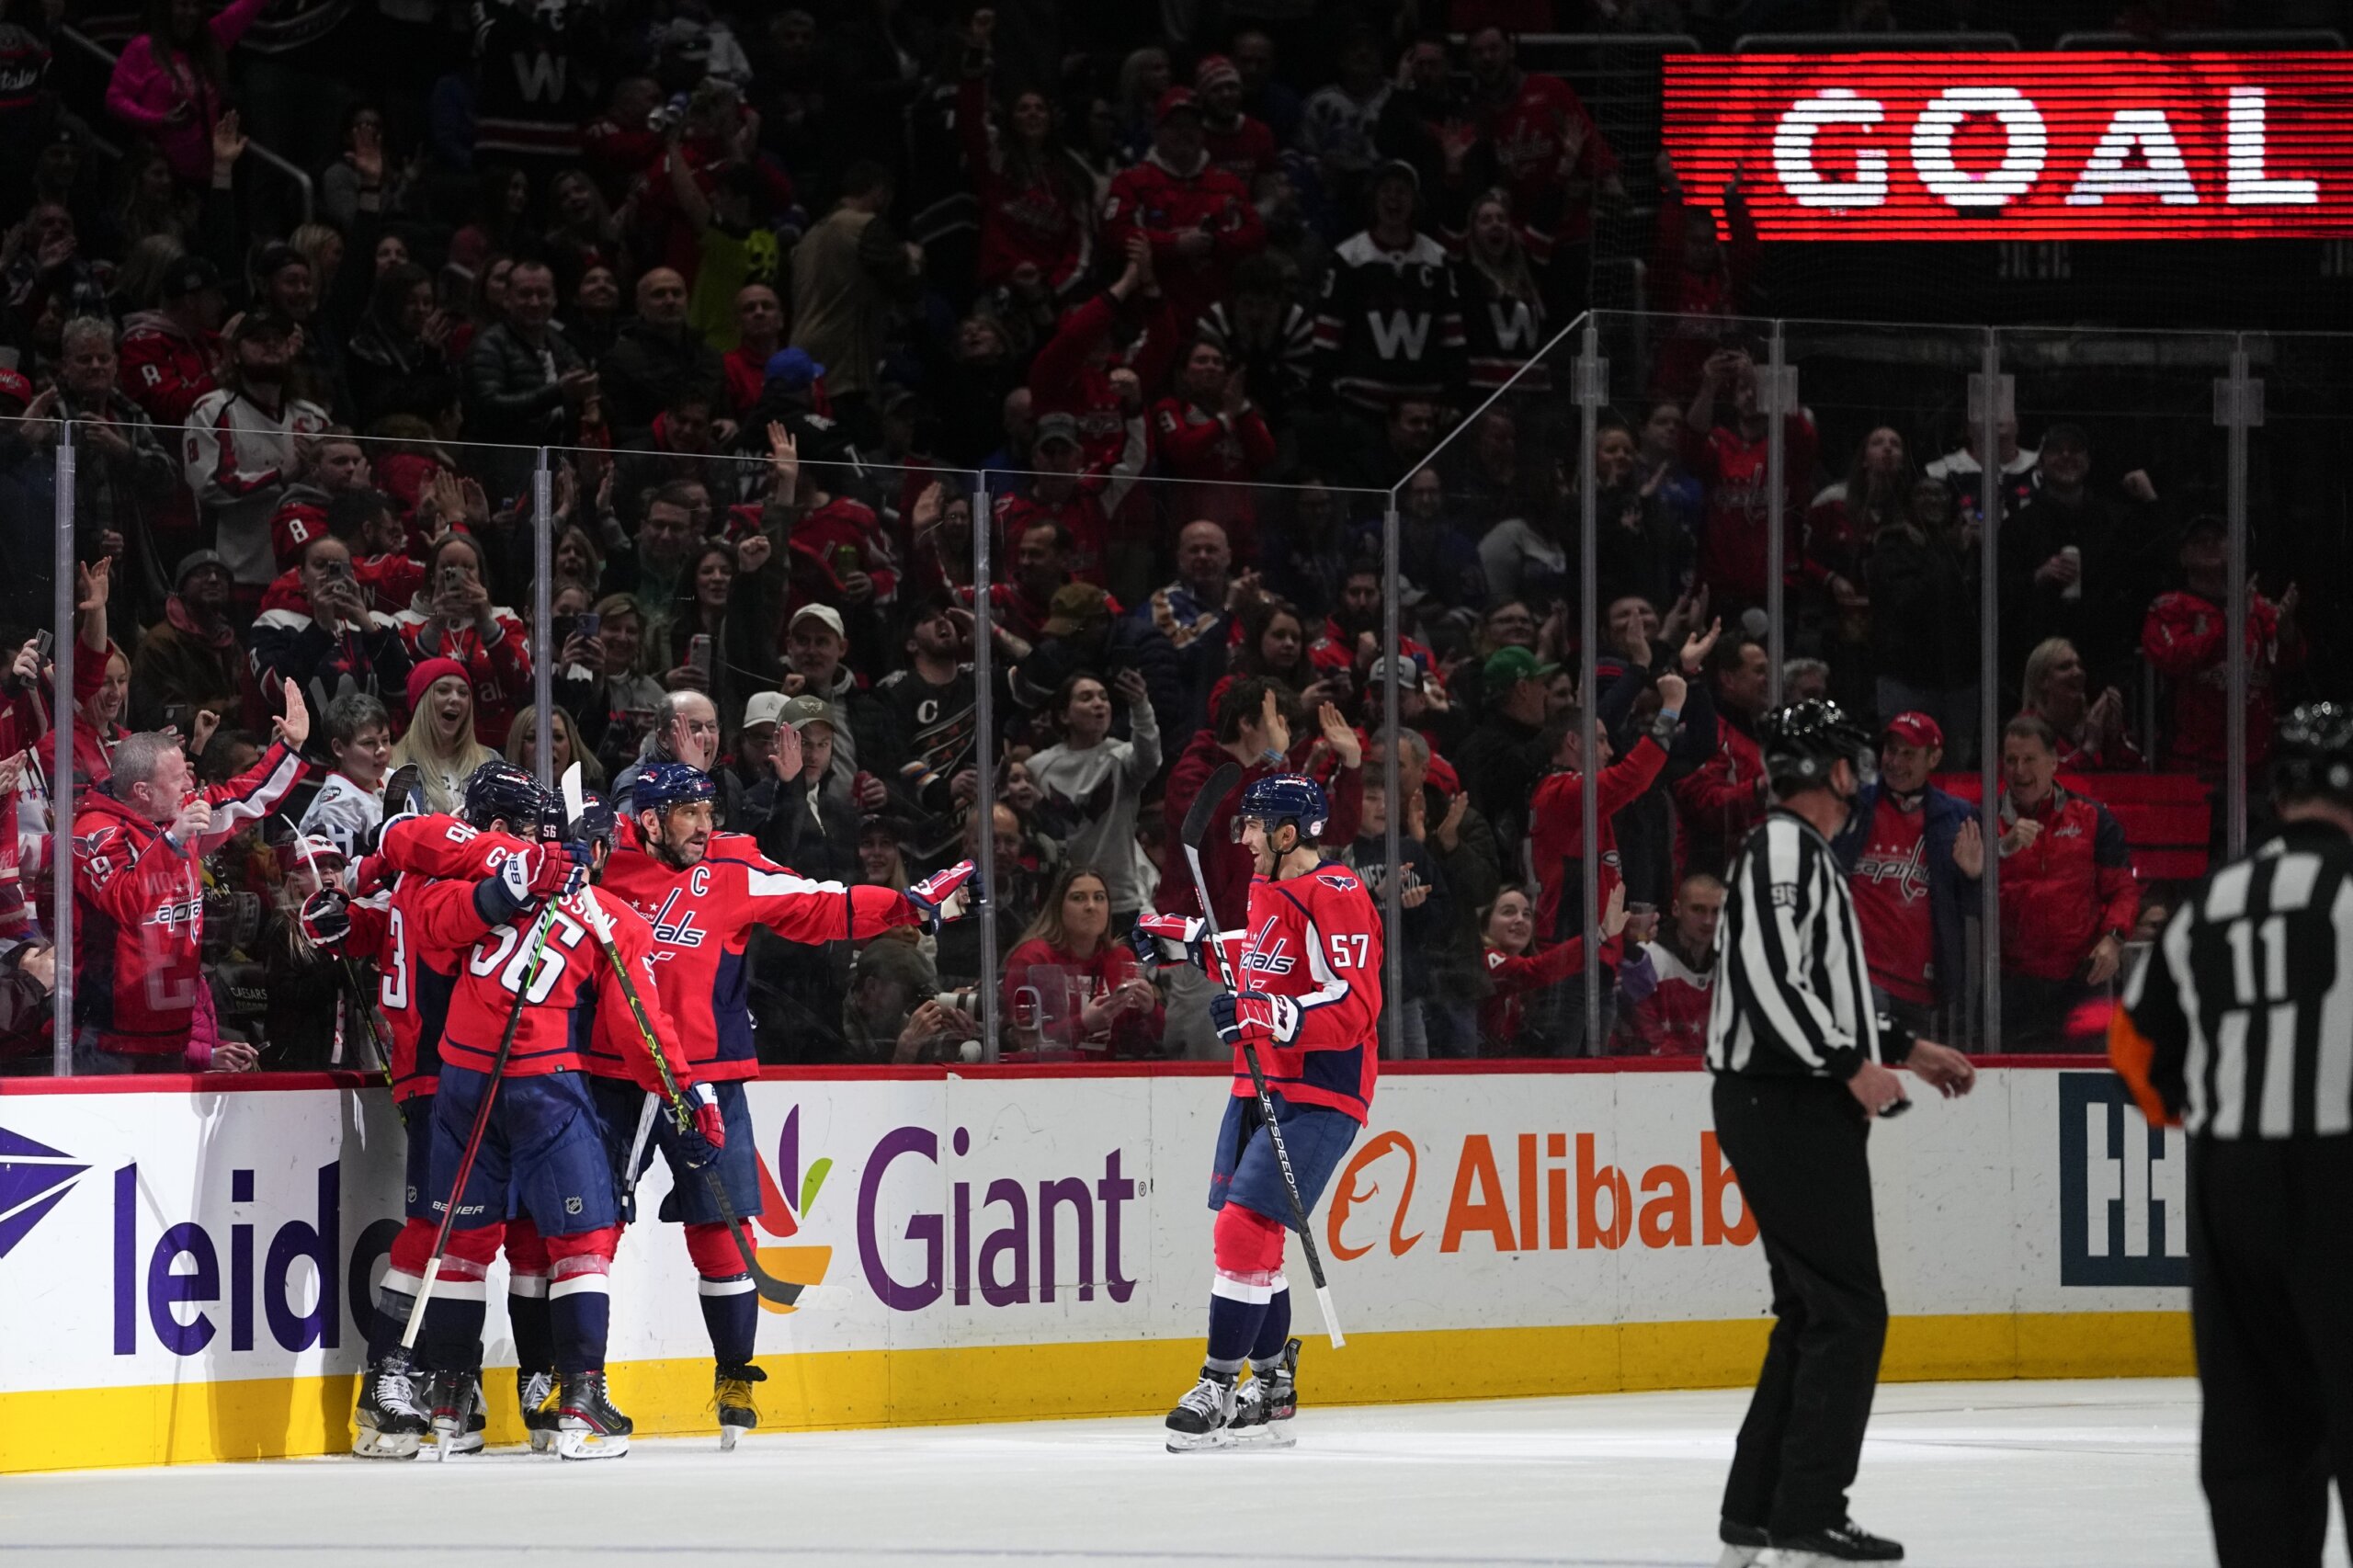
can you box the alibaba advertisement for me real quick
[1662,52,2353,240]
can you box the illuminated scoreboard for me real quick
[1662,52,2353,240]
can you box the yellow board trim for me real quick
[0,1311,2192,1475]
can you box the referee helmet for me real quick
[2273,701,2353,808]
[1760,699,1877,795]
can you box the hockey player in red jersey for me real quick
[598,758,976,1446]
[322,762,586,1458]
[1165,773,1381,1453]
[404,785,704,1461]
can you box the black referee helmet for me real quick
[1760,699,1877,795]
[2273,701,2353,808]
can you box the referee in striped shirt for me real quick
[2116,701,2353,1568]
[1706,700,1978,1568]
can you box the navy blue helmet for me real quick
[462,760,545,832]
[1233,773,1331,844]
[633,761,719,820]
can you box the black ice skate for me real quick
[556,1370,634,1460]
[424,1369,483,1460]
[1163,1368,1238,1453]
[351,1353,428,1460]
[1766,1518,1904,1564]
[519,1369,561,1455]
[714,1363,767,1452]
[1230,1338,1300,1448]
[1715,1517,1769,1567]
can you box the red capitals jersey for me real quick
[1481,930,1620,1048]
[421,885,692,1092]
[1608,938,1712,1057]
[352,813,537,1100]
[599,845,918,1080]
[1848,793,1935,1006]
[71,743,304,1055]
[391,608,534,739]
[1471,72,1620,256]
[1528,736,1667,944]
[994,483,1135,590]
[1230,862,1382,1123]
[2142,588,2301,771]
[1677,415,1817,609]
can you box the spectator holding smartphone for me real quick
[392,532,530,745]
[252,534,413,750]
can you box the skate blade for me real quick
[1164,1426,1237,1453]
[557,1429,631,1460]
[430,1419,470,1460]
[720,1423,755,1452]
[1230,1422,1298,1449]
[351,1429,421,1460]
[449,1431,485,1456]
[1715,1547,1765,1568]
[529,1429,557,1455]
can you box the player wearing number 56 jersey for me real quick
[404,793,704,1462]
[2116,703,2353,1568]
[1166,773,1381,1453]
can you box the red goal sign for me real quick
[1662,52,2353,240]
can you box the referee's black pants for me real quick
[1711,1074,1888,1537]
[2188,1135,2353,1568]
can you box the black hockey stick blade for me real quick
[382,762,426,819]
[1180,762,1245,853]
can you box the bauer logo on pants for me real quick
[2058,1073,2188,1288]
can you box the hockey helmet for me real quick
[1233,773,1330,844]
[461,760,545,833]
[2274,701,2353,805]
[1759,699,1876,793]
[633,761,719,821]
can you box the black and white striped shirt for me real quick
[1708,810,1912,1079]
[2123,819,2353,1140]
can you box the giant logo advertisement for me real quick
[1662,52,2353,241]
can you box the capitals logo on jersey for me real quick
[1241,915,1298,976]
[645,886,710,950]
[1853,839,1928,904]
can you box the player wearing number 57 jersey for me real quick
[1166,773,1381,1454]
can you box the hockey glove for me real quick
[677,1083,726,1169]
[298,888,352,949]
[474,853,541,926]
[908,859,981,929]
[347,853,391,900]
[1209,990,1301,1047]
[517,842,589,899]
[1129,911,1207,971]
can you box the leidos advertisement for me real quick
[0,1068,2182,1463]
[1663,53,2353,241]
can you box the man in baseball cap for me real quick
[119,257,226,428]
[1449,646,1563,846]
[1846,709,1980,1040]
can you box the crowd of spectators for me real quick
[0,0,2326,1074]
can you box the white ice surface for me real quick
[0,1377,2296,1566]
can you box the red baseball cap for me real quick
[1154,86,1202,124]
[0,368,33,411]
[1881,711,1944,750]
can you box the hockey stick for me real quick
[285,818,392,1088]
[558,767,805,1307]
[397,763,583,1354]
[1177,761,1346,1349]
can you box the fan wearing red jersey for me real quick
[1165,774,1381,1453]
[598,760,968,1447]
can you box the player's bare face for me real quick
[656,801,714,869]
[1238,817,1289,877]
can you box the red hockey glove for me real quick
[908,858,980,928]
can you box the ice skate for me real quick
[518,1370,561,1455]
[714,1363,766,1451]
[1163,1368,1238,1452]
[1231,1337,1299,1448]
[423,1369,481,1460]
[1764,1518,1904,1564]
[1716,1517,1769,1567]
[350,1353,427,1460]
[556,1370,633,1460]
